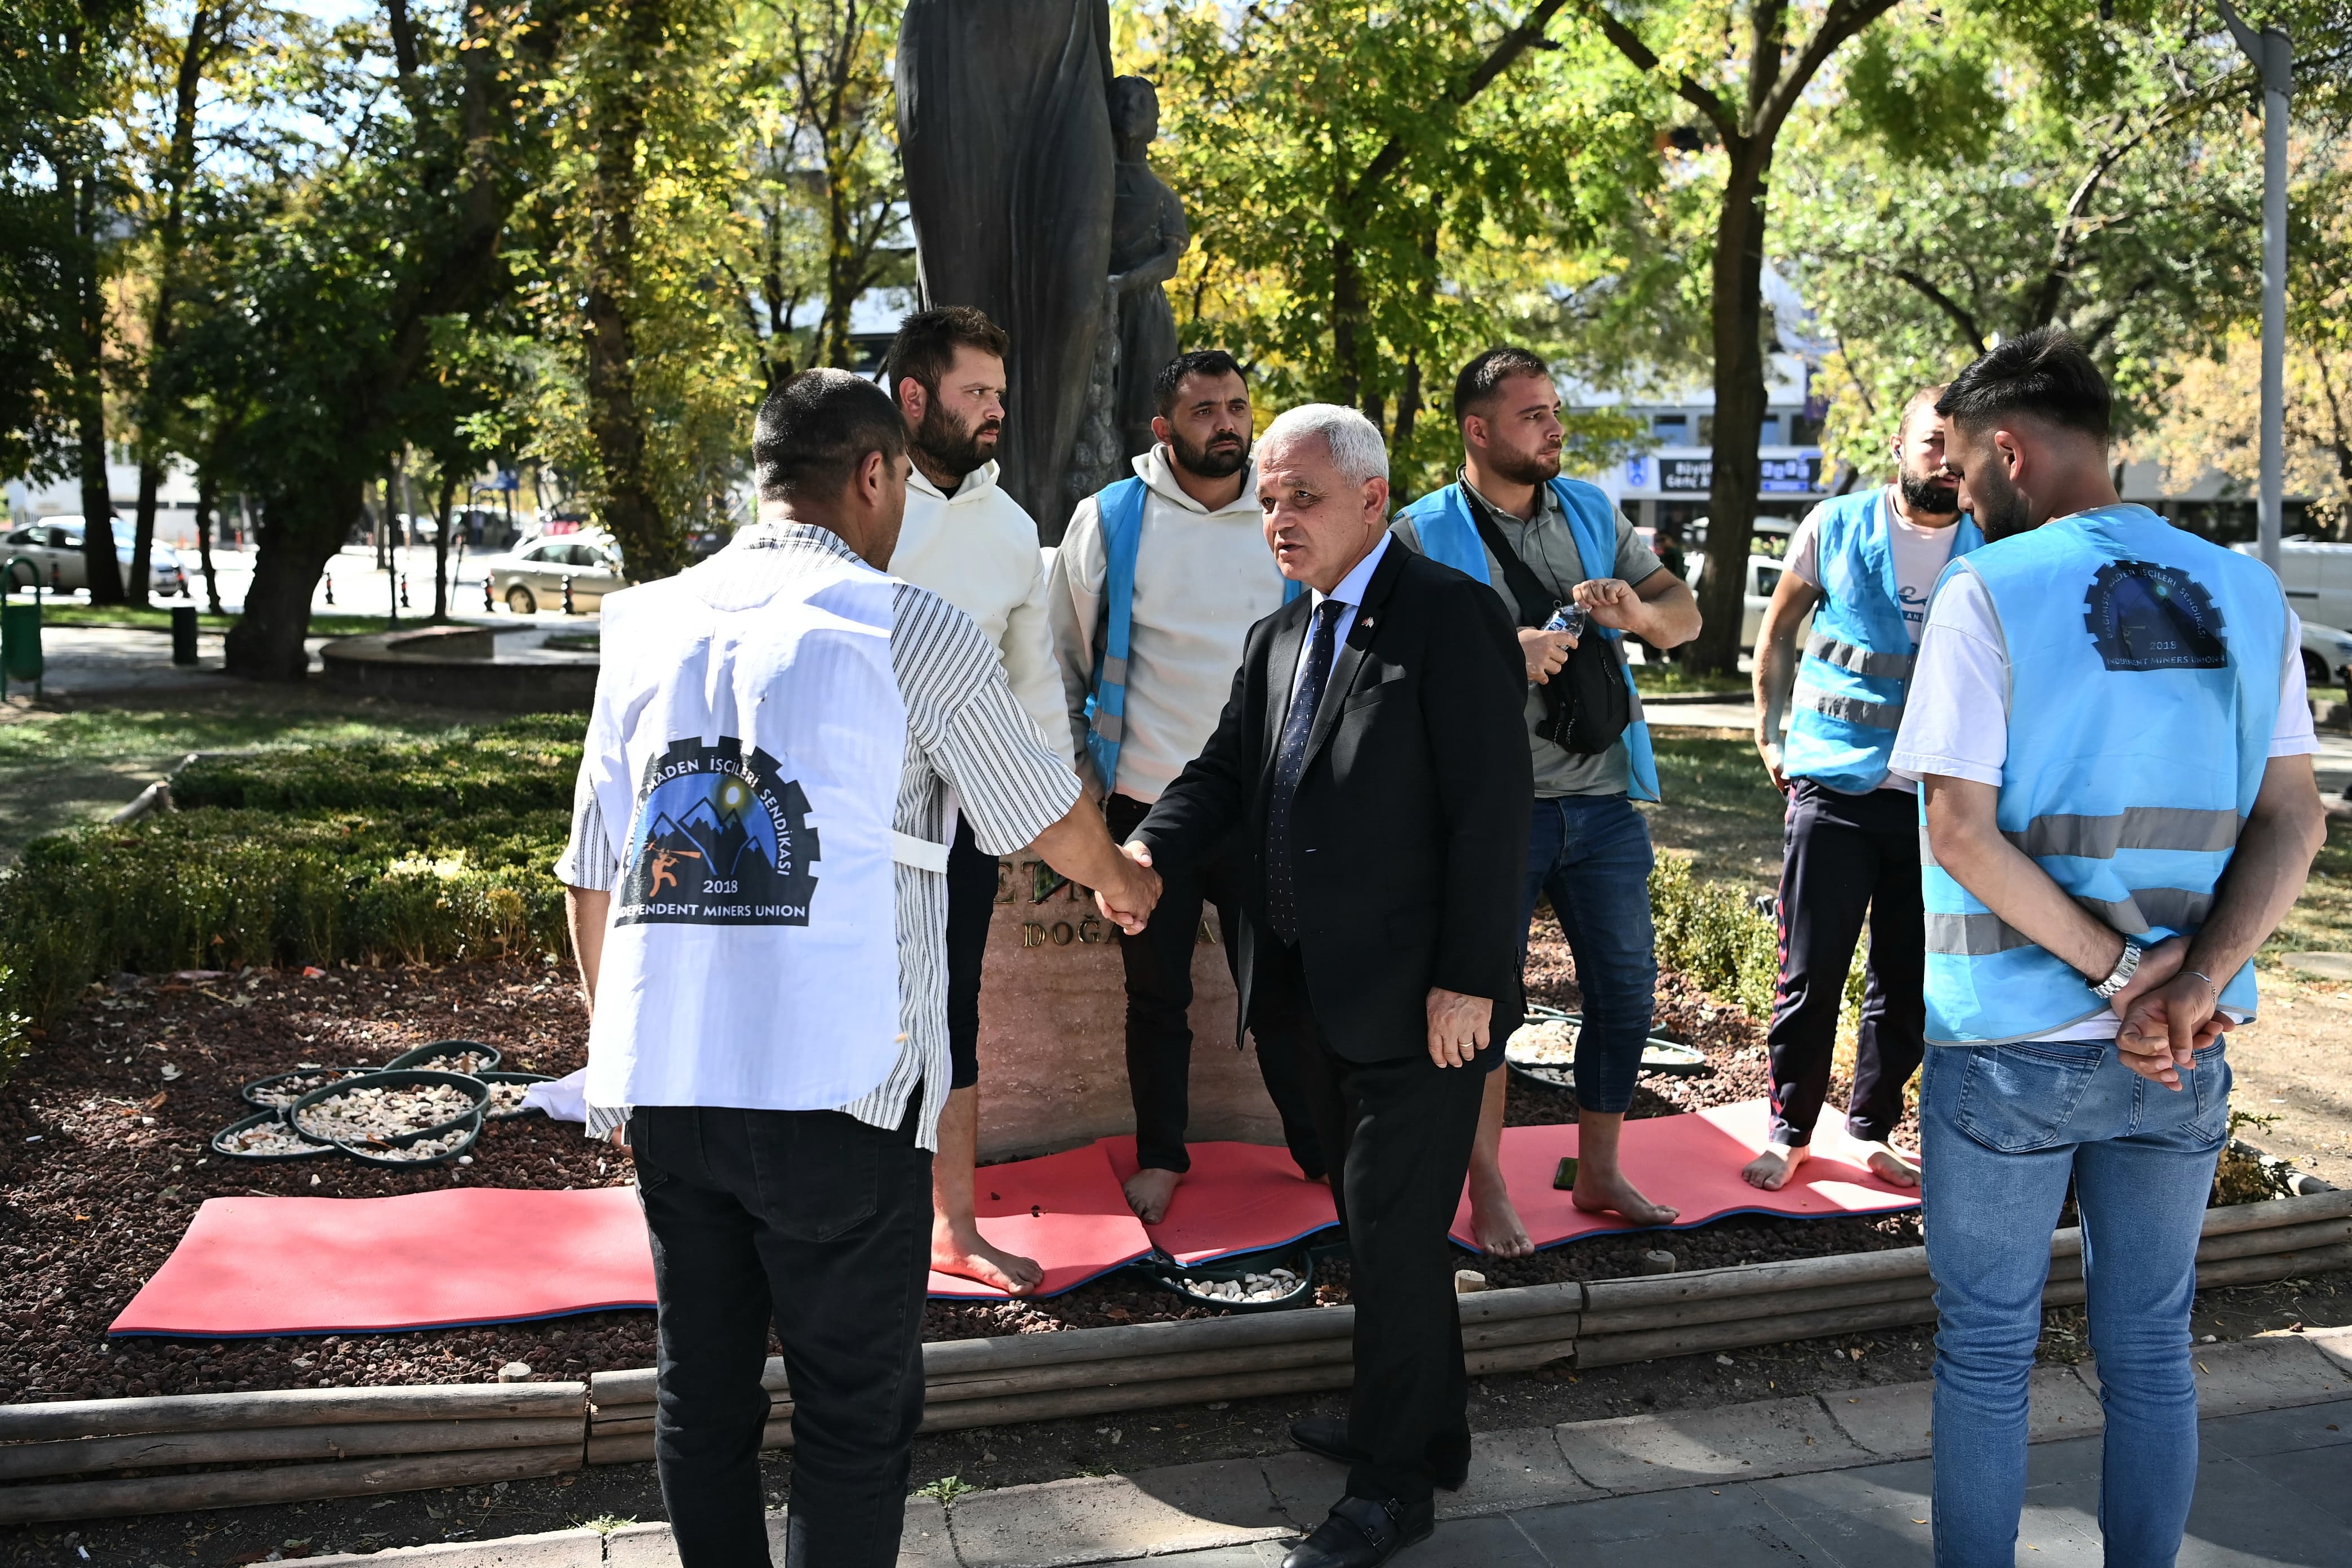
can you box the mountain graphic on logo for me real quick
[675,795,754,877]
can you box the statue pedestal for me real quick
[974,854,1287,1161]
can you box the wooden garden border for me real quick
[5,1190,2345,1522]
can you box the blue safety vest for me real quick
[1784,489,1983,792]
[1921,505,2286,1044]
[1083,476,1300,796]
[1398,477,1660,803]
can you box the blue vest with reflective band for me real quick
[1920,505,2286,1045]
[1083,476,1301,796]
[1784,489,1983,792]
[1398,476,1660,803]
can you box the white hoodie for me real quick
[1049,446,1286,803]
[892,461,1067,751]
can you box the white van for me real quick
[2236,538,2352,630]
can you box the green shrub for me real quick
[172,713,583,814]
[1648,853,1869,1026]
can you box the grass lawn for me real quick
[32,603,409,639]
[0,691,494,863]
[1644,731,1788,890]
[1629,660,1746,697]
[2265,811,2352,961]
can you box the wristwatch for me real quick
[2090,938,2144,1000]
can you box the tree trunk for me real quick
[581,0,676,582]
[71,171,126,607]
[225,481,355,680]
[1392,350,1423,458]
[433,470,456,621]
[1683,157,1771,677]
[1330,234,1366,412]
[128,460,160,608]
[193,462,222,616]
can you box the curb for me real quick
[299,1328,2352,1567]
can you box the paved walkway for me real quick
[302,1329,2351,1566]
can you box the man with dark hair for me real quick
[1049,348,1325,1222]
[1889,328,2323,1565]
[559,368,1160,1566]
[883,307,1072,1295]
[1392,346,1700,1252]
[1741,385,1981,1193]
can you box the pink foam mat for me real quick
[1447,1098,1919,1251]
[110,1186,657,1338]
[1101,1135,1339,1266]
[925,1141,1156,1300]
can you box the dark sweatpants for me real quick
[632,1104,931,1568]
[1767,779,1927,1148]
[1255,941,1485,1506]
[1104,791,1325,1179]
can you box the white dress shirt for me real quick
[1289,533,1392,696]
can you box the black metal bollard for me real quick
[562,574,575,615]
[170,604,199,666]
[483,574,496,613]
[324,573,335,607]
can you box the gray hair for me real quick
[1259,403,1389,487]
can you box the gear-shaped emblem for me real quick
[2083,559,2227,672]
[616,734,821,927]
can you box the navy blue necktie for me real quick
[1266,598,1344,945]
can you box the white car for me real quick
[2300,618,2352,691]
[1682,552,1791,650]
[2,517,189,598]
[2235,537,2352,632]
[481,531,625,614]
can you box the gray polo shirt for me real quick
[1391,474,1665,799]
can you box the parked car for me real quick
[483,531,624,613]
[1682,551,1793,650]
[2235,537,2352,631]
[2,516,189,599]
[2300,618,2352,691]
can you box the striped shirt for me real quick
[554,521,1082,1150]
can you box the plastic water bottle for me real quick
[1543,602,1586,639]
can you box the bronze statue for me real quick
[1107,75,1188,463]
[897,0,1116,544]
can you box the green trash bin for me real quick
[1,556,39,700]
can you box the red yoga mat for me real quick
[1099,1135,1338,1266]
[925,1142,1155,1300]
[110,1186,656,1338]
[1448,1098,1919,1251]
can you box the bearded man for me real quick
[884,306,1073,1295]
[1050,349,1325,1224]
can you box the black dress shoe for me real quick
[1281,1494,1435,1568]
[1290,1418,1470,1492]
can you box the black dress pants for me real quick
[1104,792,1324,1178]
[1255,942,1485,1505]
[631,1103,931,1568]
[945,814,997,1089]
[1766,779,1928,1147]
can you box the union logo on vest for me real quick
[616,735,819,925]
[2083,560,2228,672]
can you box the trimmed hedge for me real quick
[1649,853,1866,1026]
[172,713,582,814]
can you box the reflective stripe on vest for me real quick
[583,549,908,1111]
[1919,505,2286,1045]
[1396,476,1660,803]
[1782,488,1982,792]
[1083,476,1298,796]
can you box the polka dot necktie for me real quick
[1265,598,1344,945]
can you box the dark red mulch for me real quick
[4,923,1918,1404]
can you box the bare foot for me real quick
[1468,1164,1533,1258]
[1740,1142,1808,1191]
[1851,1139,1921,1188]
[930,1217,1043,1295]
[1124,1166,1182,1226]
[1571,1164,1680,1227]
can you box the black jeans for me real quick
[945,815,997,1089]
[1254,942,1485,1505]
[631,1104,931,1568]
[1103,792,1324,1178]
[1767,779,1927,1147]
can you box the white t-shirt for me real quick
[1784,490,1968,793]
[1888,567,2317,1041]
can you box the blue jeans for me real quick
[1920,1037,2231,1568]
[1519,795,1656,1115]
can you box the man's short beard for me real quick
[1485,444,1561,487]
[1171,429,1248,479]
[913,399,997,481]
[1899,473,1960,516]
[1969,470,2035,541]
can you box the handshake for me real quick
[1092,839,1162,936]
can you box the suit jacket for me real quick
[1132,538,1534,1063]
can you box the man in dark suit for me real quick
[1118,403,1533,1567]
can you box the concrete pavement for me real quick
[299,1328,2352,1566]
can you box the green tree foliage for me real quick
[1132,1,1655,497]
